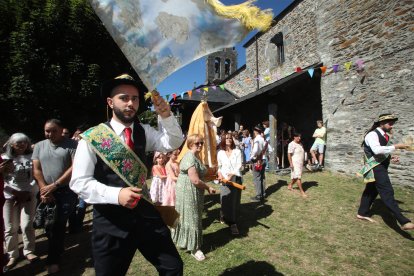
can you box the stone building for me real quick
[214,0,414,186]
[170,48,239,129]
[206,47,238,84]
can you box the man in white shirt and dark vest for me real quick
[357,114,414,231]
[70,74,184,275]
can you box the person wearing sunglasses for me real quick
[172,134,216,261]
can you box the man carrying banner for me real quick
[357,114,414,231]
[70,74,184,275]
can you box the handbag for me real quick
[254,160,263,171]
[33,202,57,229]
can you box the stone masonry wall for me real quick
[316,0,414,186]
[224,0,414,186]
[224,0,320,96]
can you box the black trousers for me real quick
[252,161,266,198]
[46,189,77,265]
[220,176,242,225]
[92,216,183,276]
[358,164,410,226]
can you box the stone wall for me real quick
[224,0,319,96]
[223,0,414,185]
[206,48,238,83]
[316,0,414,185]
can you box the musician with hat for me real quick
[70,74,184,275]
[357,113,414,231]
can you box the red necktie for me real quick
[384,133,389,142]
[124,127,134,149]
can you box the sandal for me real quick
[26,253,39,262]
[191,250,206,261]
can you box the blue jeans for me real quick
[46,188,77,265]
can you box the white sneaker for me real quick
[191,250,206,261]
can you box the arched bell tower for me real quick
[206,47,238,84]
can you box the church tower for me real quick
[206,47,238,84]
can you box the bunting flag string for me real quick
[160,58,366,102]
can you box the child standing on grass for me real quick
[287,132,307,198]
[150,152,167,205]
[162,149,180,206]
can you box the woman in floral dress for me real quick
[172,134,216,261]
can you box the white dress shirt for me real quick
[250,135,265,160]
[365,127,395,155]
[70,115,184,205]
[217,149,242,179]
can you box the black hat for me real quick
[375,113,398,123]
[253,124,264,133]
[101,74,141,98]
[101,74,147,114]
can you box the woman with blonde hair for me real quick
[172,134,216,261]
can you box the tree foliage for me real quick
[0,0,148,141]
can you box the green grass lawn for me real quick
[10,171,414,275]
[126,170,414,275]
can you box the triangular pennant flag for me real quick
[295,67,302,72]
[355,59,364,70]
[332,64,339,73]
[344,61,352,71]
[180,92,184,99]
[211,85,217,90]
[264,76,271,81]
[165,94,170,101]
[188,90,193,98]
[219,84,225,90]
[308,68,314,78]
[196,89,201,93]
[320,66,327,74]
[172,93,177,101]
[203,87,208,92]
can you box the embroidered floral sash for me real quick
[81,123,150,199]
[357,141,391,183]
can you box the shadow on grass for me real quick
[219,260,283,276]
[371,199,414,240]
[302,181,319,192]
[203,199,273,254]
[7,223,94,276]
[265,180,287,197]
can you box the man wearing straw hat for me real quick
[70,74,184,275]
[357,113,414,231]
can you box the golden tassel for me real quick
[205,0,274,32]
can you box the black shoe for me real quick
[250,196,260,202]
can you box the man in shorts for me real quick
[310,120,326,169]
